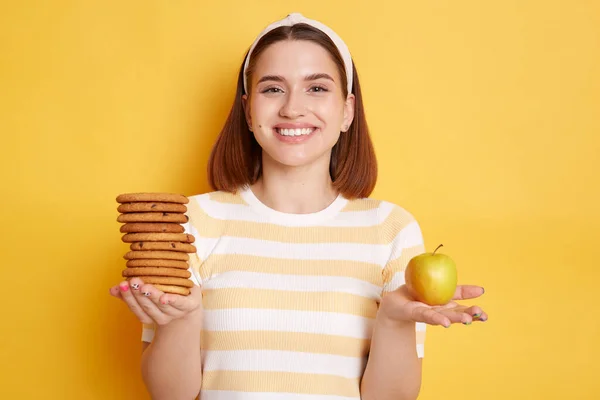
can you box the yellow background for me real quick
[1,0,598,399]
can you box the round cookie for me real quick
[122,267,191,279]
[120,223,185,234]
[116,193,189,204]
[118,202,187,213]
[121,233,195,243]
[126,259,189,269]
[124,250,189,261]
[130,241,197,253]
[129,276,194,288]
[153,284,190,296]
[117,212,189,223]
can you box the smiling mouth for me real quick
[275,128,316,137]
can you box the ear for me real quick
[341,93,355,132]
[242,94,252,130]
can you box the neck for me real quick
[251,153,339,214]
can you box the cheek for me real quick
[312,98,345,123]
[251,97,278,121]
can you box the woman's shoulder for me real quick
[186,189,244,205]
[343,196,420,225]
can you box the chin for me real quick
[272,155,316,168]
[265,149,327,169]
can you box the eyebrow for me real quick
[257,73,335,84]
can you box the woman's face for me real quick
[243,40,355,170]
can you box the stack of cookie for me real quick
[116,193,196,296]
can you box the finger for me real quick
[438,309,472,325]
[434,301,459,311]
[460,305,483,319]
[118,281,153,324]
[413,307,451,328]
[143,286,186,318]
[130,278,189,321]
[132,281,175,325]
[453,285,485,300]
[466,306,488,322]
[439,304,470,313]
[447,305,488,322]
[109,285,122,299]
[164,284,203,313]
[438,304,488,324]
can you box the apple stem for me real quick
[432,244,443,255]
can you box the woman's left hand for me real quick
[380,285,488,328]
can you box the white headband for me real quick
[242,13,353,95]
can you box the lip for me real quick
[273,122,317,129]
[272,127,319,144]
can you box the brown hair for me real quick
[207,23,377,199]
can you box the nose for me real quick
[279,89,306,119]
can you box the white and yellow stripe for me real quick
[142,188,427,399]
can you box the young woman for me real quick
[110,13,487,400]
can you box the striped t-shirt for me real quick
[142,187,427,400]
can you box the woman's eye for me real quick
[309,86,328,93]
[261,87,283,93]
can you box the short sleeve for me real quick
[141,216,203,343]
[184,219,204,288]
[381,210,427,358]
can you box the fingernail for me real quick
[480,317,487,322]
[473,313,481,318]
[119,285,129,292]
[481,287,485,293]
[131,283,139,290]
[143,291,150,297]
[463,321,472,325]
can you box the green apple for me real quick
[405,244,458,306]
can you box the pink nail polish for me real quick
[120,285,129,292]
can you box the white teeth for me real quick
[277,128,314,136]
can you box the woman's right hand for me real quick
[109,278,203,326]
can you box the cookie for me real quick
[120,223,185,234]
[152,284,190,296]
[122,267,192,279]
[130,241,197,253]
[121,233,195,243]
[128,276,194,288]
[118,202,187,213]
[126,259,189,269]
[117,212,189,223]
[124,250,189,261]
[116,193,189,204]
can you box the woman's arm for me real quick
[141,306,203,400]
[360,313,422,400]
[361,284,488,400]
